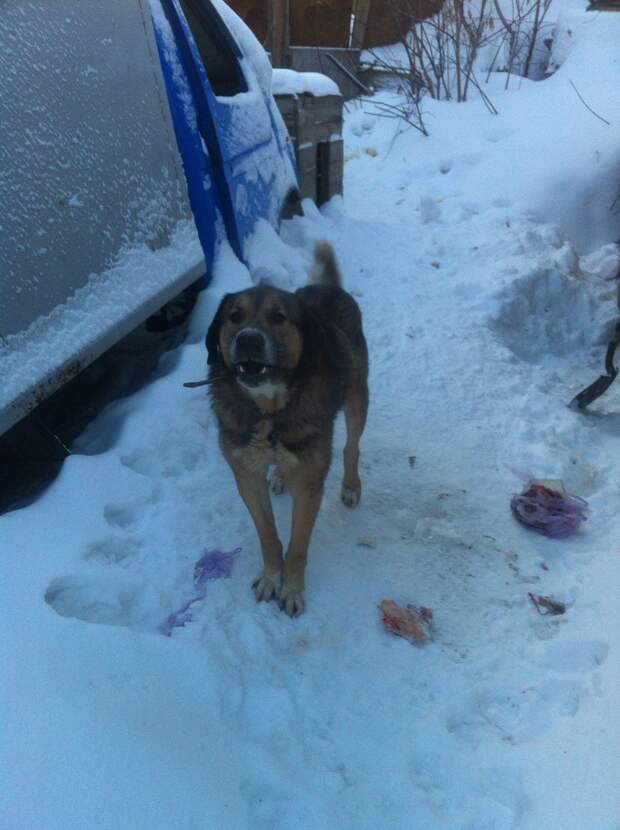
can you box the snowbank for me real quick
[352,10,620,253]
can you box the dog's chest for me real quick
[232,417,299,474]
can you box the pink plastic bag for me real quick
[378,599,433,645]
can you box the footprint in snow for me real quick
[103,502,138,530]
[485,128,515,144]
[409,751,526,829]
[448,673,587,747]
[121,444,202,478]
[537,639,609,673]
[102,486,161,530]
[44,572,161,629]
[119,448,156,477]
[83,535,142,565]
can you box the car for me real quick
[0,0,298,438]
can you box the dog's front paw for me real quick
[269,467,286,495]
[279,585,305,618]
[252,570,281,603]
[341,483,361,508]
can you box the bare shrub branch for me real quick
[490,0,555,85]
[569,79,611,127]
[362,0,557,134]
[365,0,498,118]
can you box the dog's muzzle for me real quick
[230,328,275,385]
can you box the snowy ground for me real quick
[3,9,620,830]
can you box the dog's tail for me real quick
[309,241,342,289]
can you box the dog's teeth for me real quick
[260,367,267,374]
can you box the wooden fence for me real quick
[226,0,443,51]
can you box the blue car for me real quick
[0,0,298,436]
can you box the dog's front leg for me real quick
[280,465,327,617]
[224,452,283,603]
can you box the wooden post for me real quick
[271,0,289,67]
[350,0,371,50]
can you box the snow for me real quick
[354,13,620,253]
[2,7,620,830]
[546,3,594,76]
[272,68,341,98]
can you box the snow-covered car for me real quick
[0,0,298,437]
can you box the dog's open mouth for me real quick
[233,361,274,384]
[236,360,269,376]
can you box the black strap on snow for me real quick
[183,378,211,388]
[570,323,620,409]
[570,250,620,410]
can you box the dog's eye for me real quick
[270,311,287,324]
[229,310,243,324]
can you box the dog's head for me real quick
[206,286,321,388]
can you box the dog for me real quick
[206,242,368,616]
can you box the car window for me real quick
[178,0,247,96]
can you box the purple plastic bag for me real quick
[511,483,588,539]
[193,547,240,586]
[160,547,241,636]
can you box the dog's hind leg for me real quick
[269,466,286,495]
[341,383,368,508]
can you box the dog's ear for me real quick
[205,296,228,365]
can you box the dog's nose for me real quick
[233,328,267,362]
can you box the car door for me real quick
[161,0,297,259]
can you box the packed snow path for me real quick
[3,37,620,830]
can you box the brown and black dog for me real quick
[206,242,368,616]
